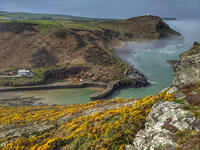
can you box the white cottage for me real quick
[18,69,33,77]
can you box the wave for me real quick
[148,80,158,84]
[144,49,152,52]
[166,45,176,48]
[158,49,176,54]
[145,73,152,77]
[150,81,158,84]
[130,53,137,57]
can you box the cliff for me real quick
[0,16,180,87]
[126,102,200,150]
[170,41,200,88]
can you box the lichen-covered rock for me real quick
[172,53,200,87]
[166,87,179,94]
[126,102,200,150]
[169,42,200,88]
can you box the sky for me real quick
[0,0,200,19]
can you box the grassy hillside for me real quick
[0,15,180,38]
[0,11,109,21]
[180,41,200,58]
[0,15,180,86]
[0,16,8,19]
[0,11,180,39]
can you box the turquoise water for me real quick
[17,88,99,105]
[17,20,200,104]
[108,20,200,99]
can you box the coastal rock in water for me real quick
[126,102,200,150]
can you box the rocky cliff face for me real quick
[126,102,200,150]
[170,42,200,88]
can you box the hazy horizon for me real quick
[0,0,200,19]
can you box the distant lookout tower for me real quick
[146,13,150,16]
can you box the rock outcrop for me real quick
[170,42,200,88]
[126,102,200,150]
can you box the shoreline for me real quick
[0,78,149,102]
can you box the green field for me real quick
[0,18,125,32]
[0,11,168,37]
[0,16,8,19]
[0,11,128,31]
[0,11,110,21]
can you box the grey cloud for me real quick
[0,0,199,19]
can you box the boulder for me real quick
[171,53,200,88]
[126,102,200,150]
[168,42,200,88]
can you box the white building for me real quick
[146,13,150,16]
[80,79,85,82]
[18,69,33,77]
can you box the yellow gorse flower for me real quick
[0,90,174,150]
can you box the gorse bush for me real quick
[0,90,174,150]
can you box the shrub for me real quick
[185,93,200,106]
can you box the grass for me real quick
[0,16,8,19]
[58,20,101,30]
[180,41,200,58]
[71,136,88,150]
[0,16,130,34]
[0,67,48,87]
[0,77,44,87]
[0,15,156,33]
[183,105,200,120]
[0,19,102,33]
[31,67,48,78]
[174,130,200,150]
[94,19,125,31]
[0,11,107,21]
[0,14,176,42]
[179,83,200,106]
[174,98,185,105]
